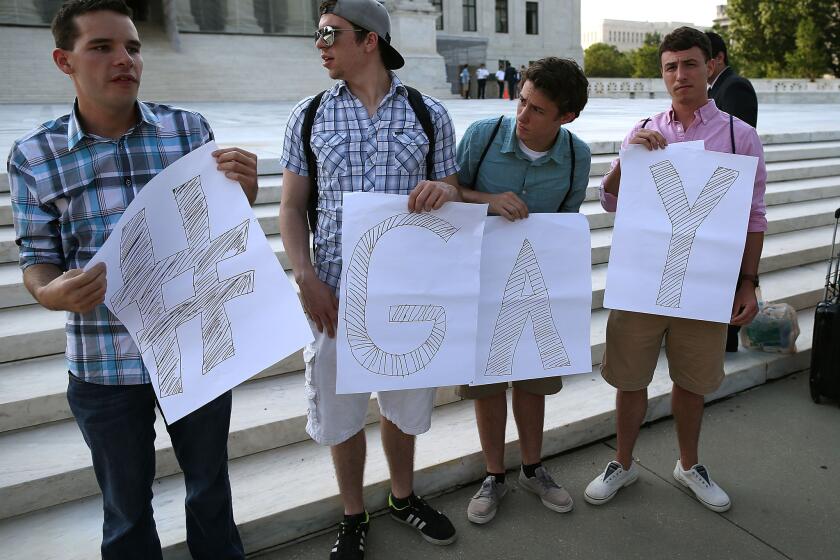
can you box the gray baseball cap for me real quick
[330,0,405,69]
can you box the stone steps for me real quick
[0,255,826,522]
[0,131,834,558]
[0,304,817,559]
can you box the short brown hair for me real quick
[658,26,712,63]
[521,57,589,118]
[52,0,133,50]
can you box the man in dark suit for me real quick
[705,31,758,128]
[706,31,759,351]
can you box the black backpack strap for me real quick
[556,129,577,212]
[303,90,327,235]
[469,116,505,189]
[729,113,736,154]
[404,86,436,180]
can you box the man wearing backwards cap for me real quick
[279,1,460,558]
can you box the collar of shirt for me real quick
[709,66,731,91]
[499,116,568,165]
[332,71,407,104]
[67,99,163,151]
[666,98,720,128]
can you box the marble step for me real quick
[582,192,840,231]
[0,307,816,559]
[0,260,824,521]
[1,144,837,229]
[5,180,835,310]
[0,256,826,438]
[0,221,835,364]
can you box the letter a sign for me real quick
[473,215,593,386]
[604,144,758,323]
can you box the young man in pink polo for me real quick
[585,27,766,513]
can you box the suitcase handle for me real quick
[827,208,840,301]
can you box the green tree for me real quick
[631,35,661,78]
[583,43,632,77]
[785,17,830,79]
[727,0,837,77]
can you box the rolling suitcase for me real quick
[809,207,840,404]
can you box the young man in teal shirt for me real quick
[456,57,591,524]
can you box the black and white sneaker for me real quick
[330,514,369,560]
[388,493,456,545]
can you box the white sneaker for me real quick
[672,461,731,512]
[584,460,639,505]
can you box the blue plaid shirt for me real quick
[280,73,459,295]
[8,101,213,385]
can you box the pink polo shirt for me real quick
[600,100,768,232]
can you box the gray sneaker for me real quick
[467,476,508,524]
[518,466,574,513]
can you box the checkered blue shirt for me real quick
[280,74,459,294]
[8,101,213,385]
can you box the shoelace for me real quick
[692,465,712,487]
[603,462,622,481]
[475,477,496,499]
[411,495,441,519]
[335,521,365,552]
[536,469,561,491]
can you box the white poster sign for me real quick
[337,193,487,393]
[604,144,758,323]
[87,141,312,422]
[472,215,592,386]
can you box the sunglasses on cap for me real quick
[314,25,364,47]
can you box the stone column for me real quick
[174,0,199,31]
[385,0,451,97]
[225,0,263,33]
[0,0,43,25]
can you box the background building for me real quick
[713,3,730,32]
[433,0,583,92]
[0,0,582,102]
[582,18,704,52]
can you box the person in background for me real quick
[496,64,507,98]
[460,64,471,99]
[705,30,759,352]
[476,62,490,99]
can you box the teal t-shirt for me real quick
[456,116,591,213]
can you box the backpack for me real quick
[301,86,436,234]
[468,116,578,212]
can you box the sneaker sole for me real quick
[390,513,457,546]
[672,472,731,513]
[583,472,639,506]
[466,508,497,525]
[518,480,574,513]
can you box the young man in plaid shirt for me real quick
[279,1,462,558]
[8,1,257,557]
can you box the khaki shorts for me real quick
[601,310,727,395]
[457,375,563,399]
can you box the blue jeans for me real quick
[67,374,244,560]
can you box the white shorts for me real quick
[303,321,438,446]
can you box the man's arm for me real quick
[730,232,763,325]
[278,169,338,337]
